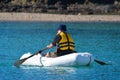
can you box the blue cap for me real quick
[57,24,67,31]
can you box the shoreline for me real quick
[0,13,120,22]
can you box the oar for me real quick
[94,59,111,65]
[14,47,48,67]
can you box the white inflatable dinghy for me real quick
[20,52,94,67]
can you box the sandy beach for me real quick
[0,12,120,22]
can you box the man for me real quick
[46,24,75,57]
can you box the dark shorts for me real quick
[56,49,76,57]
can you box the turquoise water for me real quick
[0,21,120,80]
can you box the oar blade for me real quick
[14,58,28,67]
[94,59,111,65]
[94,59,106,65]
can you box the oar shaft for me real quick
[38,47,49,53]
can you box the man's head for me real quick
[57,24,67,31]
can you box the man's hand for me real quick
[47,43,53,48]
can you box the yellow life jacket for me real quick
[58,32,75,51]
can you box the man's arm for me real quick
[47,35,61,48]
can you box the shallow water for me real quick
[0,21,120,80]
